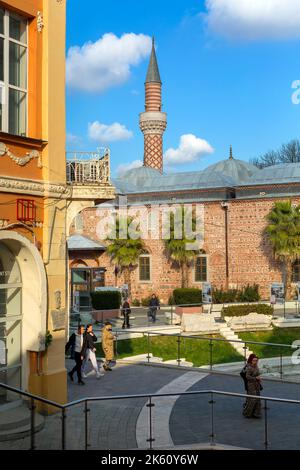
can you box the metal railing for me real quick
[111,329,297,381]
[1,381,300,450]
[66,149,110,184]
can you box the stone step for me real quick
[0,405,44,442]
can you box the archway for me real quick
[0,231,47,406]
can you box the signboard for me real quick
[0,340,6,366]
[202,282,212,304]
[270,283,285,305]
[51,309,66,331]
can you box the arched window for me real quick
[139,254,151,282]
[194,252,208,283]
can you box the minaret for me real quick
[139,37,167,173]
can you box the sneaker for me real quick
[96,372,104,378]
[82,372,87,378]
[78,380,85,385]
[68,372,74,382]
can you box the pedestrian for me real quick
[82,324,103,379]
[102,321,115,371]
[243,354,263,419]
[148,294,160,323]
[121,298,131,329]
[65,324,85,385]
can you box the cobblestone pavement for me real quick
[170,372,300,450]
[0,362,186,450]
[2,362,300,450]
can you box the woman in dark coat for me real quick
[243,354,262,419]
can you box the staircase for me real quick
[218,323,253,358]
[0,404,44,441]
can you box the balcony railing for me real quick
[66,148,110,184]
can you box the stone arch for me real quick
[0,231,47,389]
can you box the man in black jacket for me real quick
[121,299,131,329]
[148,294,160,323]
[82,324,103,378]
[65,324,85,385]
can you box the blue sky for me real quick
[66,0,300,177]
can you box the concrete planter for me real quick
[92,309,120,322]
[175,306,203,315]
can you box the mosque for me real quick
[68,39,300,305]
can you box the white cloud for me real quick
[66,133,81,145]
[66,33,152,92]
[88,121,133,143]
[205,0,300,41]
[164,134,214,166]
[116,160,143,177]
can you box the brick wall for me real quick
[68,197,300,303]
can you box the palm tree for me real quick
[164,206,201,288]
[266,201,300,299]
[106,216,146,295]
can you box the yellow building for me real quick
[0,0,68,410]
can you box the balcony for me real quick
[66,148,110,185]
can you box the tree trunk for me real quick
[123,267,131,298]
[285,259,293,301]
[181,262,188,288]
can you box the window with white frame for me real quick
[194,255,208,282]
[139,255,151,282]
[0,8,27,136]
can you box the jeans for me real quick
[82,349,99,374]
[148,307,157,322]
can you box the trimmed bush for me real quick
[173,288,202,306]
[212,284,260,304]
[91,290,121,310]
[131,298,141,307]
[222,304,274,317]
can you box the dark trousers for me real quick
[149,307,157,322]
[70,352,82,382]
[122,313,130,328]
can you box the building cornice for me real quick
[0,175,70,198]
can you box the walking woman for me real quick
[102,322,115,371]
[243,354,262,419]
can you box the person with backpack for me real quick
[242,354,263,419]
[148,294,160,323]
[65,324,85,385]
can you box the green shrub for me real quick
[173,288,202,306]
[237,284,260,302]
[168,295,175,306]
[212,284,260,304]
[91,290,121,310]
[213,288,238,304]
[222,304,274,317]
[131,298,141,307]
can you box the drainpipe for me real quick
[221,202,229,290]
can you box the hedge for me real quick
[173,288,202,306]
[90,291,121,310]
[213,284,260,304]
[221,304,274,317]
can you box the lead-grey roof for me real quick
[146,38,161,84]
[68,234,106,251]
[112,166,236,194]
[111,158,300,197]
[242,162,300,186]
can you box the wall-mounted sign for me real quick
[51,309,66,331]
[270,283,285,305]
[202,282,212,304]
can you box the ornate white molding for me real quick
[0,142,42,168]
[37,11,44,33]
[0,176,71,198]
[68,183,115,200]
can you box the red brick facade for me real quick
[68,196,296,304]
